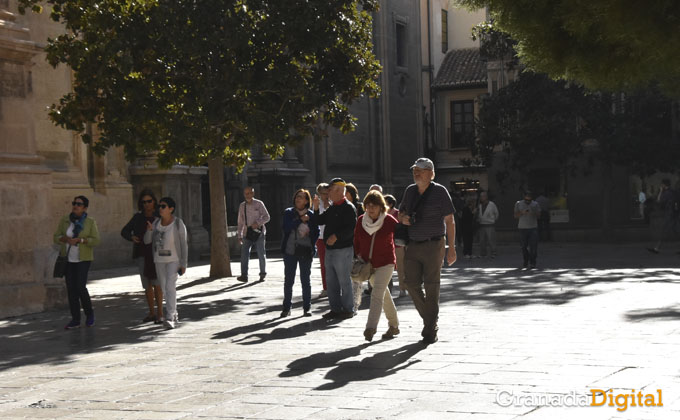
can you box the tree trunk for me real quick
[208,157,232,277]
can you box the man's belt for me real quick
[411,235,444,244]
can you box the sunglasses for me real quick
[159,204,168,209]
[72,201,85,207]
[142,199,154,204]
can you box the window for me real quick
[396,22,407,68]
[441,10,448,53]
[450,100,475,148]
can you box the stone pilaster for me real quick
[0,2,54,318]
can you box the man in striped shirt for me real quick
[399,158,457,344]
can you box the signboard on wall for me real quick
[550,209,569,223]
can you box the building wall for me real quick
[0,1,133,318]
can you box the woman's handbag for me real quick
[294,243,313,258]
[53,245,71,278]
[351,233,376,283]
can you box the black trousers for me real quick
[65,261,93,322]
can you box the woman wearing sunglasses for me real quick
[53,195,101,329]
[144,197,188,329]
[121,189,163,323]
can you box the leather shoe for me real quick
[363,328,376,342]
[236,275,248,283]
[303,310,312,317]
[422,332,438,344]
[322,311,340,320]
[280,310,290,318]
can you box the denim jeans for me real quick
[241,234,266,278]
[324,246,354,313]
[282,254,312,311]
[65,261,93,322]
[519,228,538,266]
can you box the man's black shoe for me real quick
[322,311,340,320]
[303,310,312,317]
[337,311,355,320]
[236,275,248,283]
[422,333,438,344]
[280,310,290,318]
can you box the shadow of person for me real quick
[233,318,340,345]
[314,342,425,390]
[279,342,374,378]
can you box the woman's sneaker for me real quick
[86,315,95,327]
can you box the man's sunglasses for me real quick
[142,199,154,204]
[159,204,168,209]
[72,201,85,207]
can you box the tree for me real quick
[458,0,680,95]
[19,0,381,277]
[470,72,678,181]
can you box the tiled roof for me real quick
[432,48,487,90]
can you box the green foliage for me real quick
[468,72,679,182]
[19,0,381,169]
[458,0,680,95]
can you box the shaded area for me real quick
[432,267,680,311]
[231,318,341,345]
[0,282,263,372]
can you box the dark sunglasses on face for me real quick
[72,201,85,207]
[142,199,154,204]
[159,204,168,209]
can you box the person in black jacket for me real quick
[121,189,162,323]
[313,178,357,320]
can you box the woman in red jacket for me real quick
[354,190,400,341]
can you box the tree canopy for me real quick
[19,0,382,168]
[468,72,678,185]
[458,0,680,95]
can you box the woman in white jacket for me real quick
[144,197,188,329]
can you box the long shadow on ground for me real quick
[0,280,261,372]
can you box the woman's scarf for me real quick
[69,212,87,238]
[362,212,385,236]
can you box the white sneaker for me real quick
[163,319,175,329]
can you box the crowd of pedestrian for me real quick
[60,156,632,343]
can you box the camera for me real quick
[408,213,417,225]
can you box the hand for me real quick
[146,220,153,231]
[59,236,68,243]
[300,214,309,223]
[312,195,320,211]
[400,215,412,226]
[178,267,186,276]
[239,238,243,245]
[447,247,457,265]
[68,237,80,246]
[132,235,141,243]
[326,234,338,246]
[250,223,259,230]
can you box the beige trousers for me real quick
[365,264,398,330]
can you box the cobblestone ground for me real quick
[1,242,680,419]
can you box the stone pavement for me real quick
[1,242,680,419]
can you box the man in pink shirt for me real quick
[237,186,271,282]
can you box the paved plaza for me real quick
[1,242,680,419]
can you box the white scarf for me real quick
[362,212,385,236]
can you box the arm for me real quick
[444,213,457,265]
[120,214,136,241]
[491,202,499,223]
[513,202,522,219]
[334,205,357,243]
[178,219,189,272]
[143,220,155,244]
[281,209,301,234]
[53,217,67,245]
[256,201,271,227]
[237,203,245,238]
[84,219,101,247]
